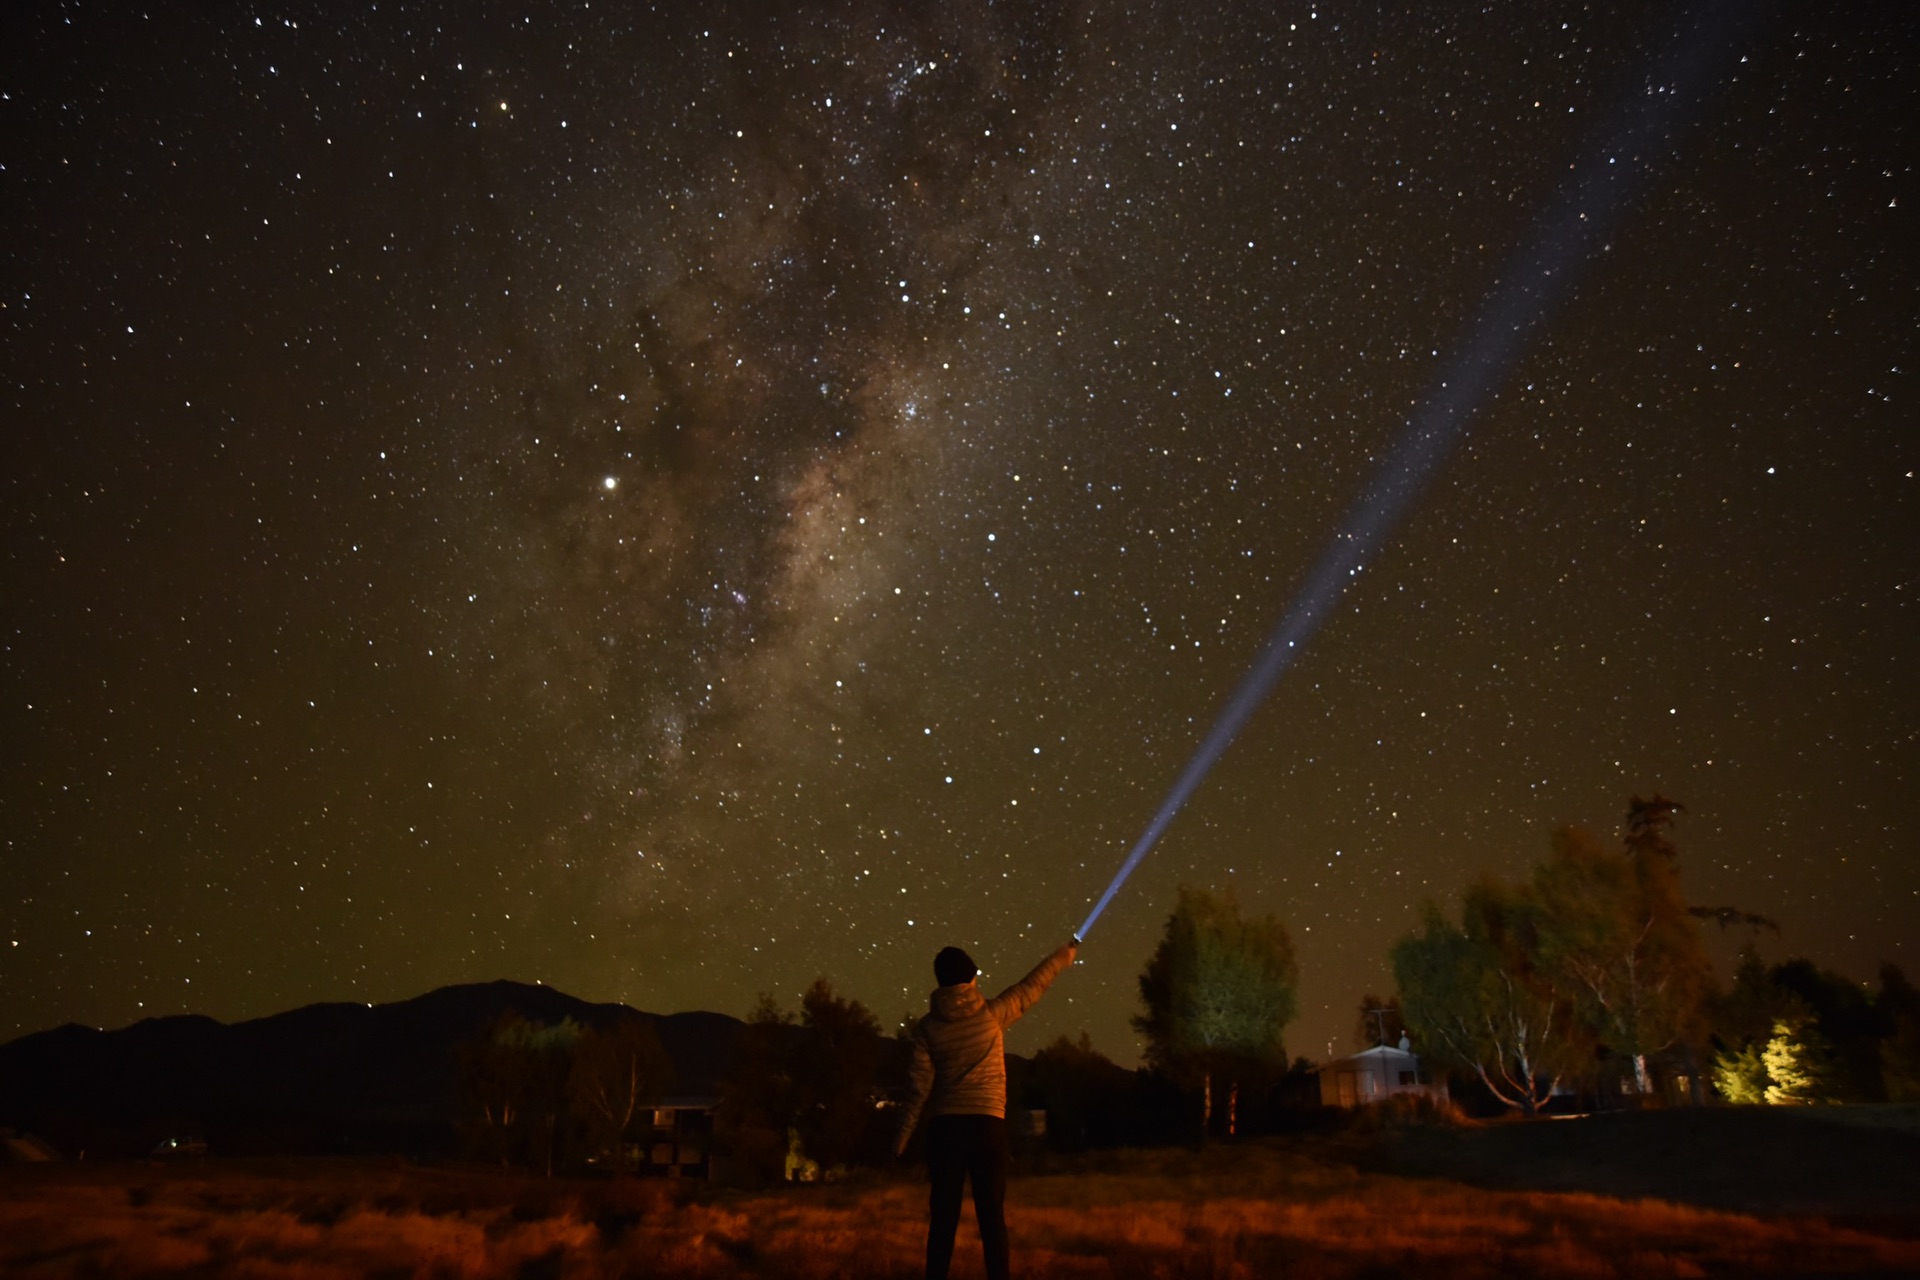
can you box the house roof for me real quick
[648,1094,721,1109]
[1316,1044,1419,1071]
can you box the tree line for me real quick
[449,891,1306,1180]
[451,794,1918,1179]
[1391,795,1920,1111]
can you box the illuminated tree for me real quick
[1710,1041,1768,1104]
[1763,1016,1840,1105]
[1135,885,1297,1137]
[1709,947,1807,1104]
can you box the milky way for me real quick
[4,0,1915,1063]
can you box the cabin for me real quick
[629,1095,717,1178]
[1316,1037,1448,1108]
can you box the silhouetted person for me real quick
[895,938,1077,1280]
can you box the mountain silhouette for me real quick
[0,981,744,1158]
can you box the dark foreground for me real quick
[1365,1103,1920,1224]
[3,1109,1917,1278]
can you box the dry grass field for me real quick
[3,1117,1917,1278]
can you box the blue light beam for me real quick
[1076,1,1756,942]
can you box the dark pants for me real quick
[925,1113,1010,1280]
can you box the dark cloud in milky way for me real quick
[421,2,1116,978]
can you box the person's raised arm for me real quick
[988,938,1078,1027]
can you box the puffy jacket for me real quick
[895,941,1076,1150]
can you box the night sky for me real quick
[4,1,1914,1066]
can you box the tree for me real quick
[1134,885,1298,1137]
[1531,809,1712,1096]
[1687,905,1781,934]
[1710,1014,1841,1106]
[1711,1041,1769,1104]
[791,978,888,1171]
[1624,793,1683,862]
[1771,957,1885,1101]
[568,1017,674,1169]
[1879,964,1920,1103]
[1762,1016,1840,1105]
[715,994,800,1186]
[1706,948,1891,1106]
[1712,958,1918,1105]
[455,1013,581,1171]
[716,980,889,1183]
[1713,947,1805,1048]
[1392,879,1585,1114]
[1025,1033,1138,1151]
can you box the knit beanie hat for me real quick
[934,946,978,987]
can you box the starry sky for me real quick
[3,0,1915,1065]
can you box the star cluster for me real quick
[3,0,1914,1061]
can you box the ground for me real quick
[3,1108,1916,1278]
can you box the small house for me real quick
[633,1095,717,1178]
[1317,1037,1448,1108]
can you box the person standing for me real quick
[895,938,1078,1280]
